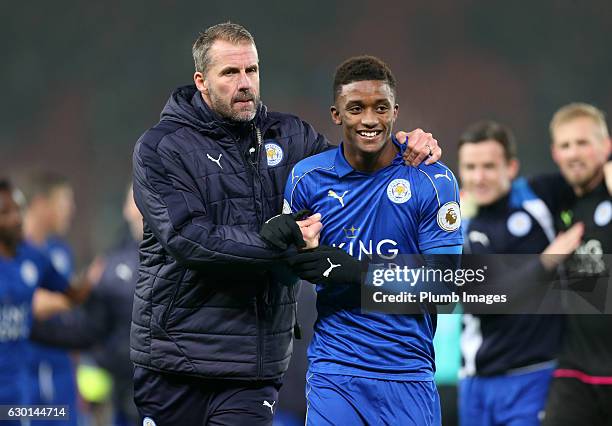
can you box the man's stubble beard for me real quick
[208,87,259,123]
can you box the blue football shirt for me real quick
[0,242,68,403]
[43,237,74,281]
[284,139,463,380]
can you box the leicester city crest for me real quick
[265,143,283,167]
[387,179,412,204]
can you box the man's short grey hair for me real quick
[192,22,255,73]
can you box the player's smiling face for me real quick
[331,80,398,156]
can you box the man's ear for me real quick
[194,72,208,94]
[508,158,520,180]
[331,106,341,125]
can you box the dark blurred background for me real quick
[2,0,611,267]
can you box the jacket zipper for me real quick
[253,125,265,378]
[252,125,264,223]
[255,291,264,378]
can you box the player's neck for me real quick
[344,140,399,173]
[573,168,604,197]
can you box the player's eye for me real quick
[376,105,390,113]
[348,106,362,114]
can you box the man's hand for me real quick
[286,245,364,286]
[540,222,584,271]
[261,210,321,250]
[396,129,441,166]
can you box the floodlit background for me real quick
[2,1,611,261]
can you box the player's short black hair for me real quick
[333,55,397,102]
[458,121,517,161]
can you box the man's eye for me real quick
[377,106,389,113]
[348,107,362,113]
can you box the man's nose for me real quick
[566,143,580,159]
[473,168,486,184]
[237,71,252,90]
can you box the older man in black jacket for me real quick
[131,22,441,426]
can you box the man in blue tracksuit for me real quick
[457,121,583,426]
[131,22,441,426]
[277,56,463,425]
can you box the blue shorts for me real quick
[459,366,554,426]
[305,372,441,426]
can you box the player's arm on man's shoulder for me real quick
[132,133,290,268]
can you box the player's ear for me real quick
[393,104,399,120]
[331,106,341,125]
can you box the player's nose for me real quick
[360,110,378,127]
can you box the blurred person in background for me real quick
[21,171,80,426]
[457,121,582,426]
[0,178,90,425]
[131,21,440,426]
[32,183,143,426]
[542,103,612,426]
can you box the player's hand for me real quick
[396,128,441,166]
[32,288,72,320]
[540,222,584,271]
[297,214,323,249]
[261,210,320,250]
[286,245,364,286]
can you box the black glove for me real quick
[286,245,366,286]
[260,209,312,250]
